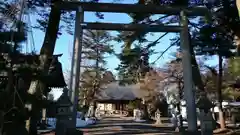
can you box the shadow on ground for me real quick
[79,117,176,135]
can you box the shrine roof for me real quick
[0,54,66,88]
[95,82,149,101]
[0,53,62,64]
[57,89,72,106]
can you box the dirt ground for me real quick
[40,117,240,135]
[79,117,176,135]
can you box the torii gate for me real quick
[57,1,209,133]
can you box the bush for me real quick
[126,101,139,116]
[78,105,89,114]
[128,101,138,110]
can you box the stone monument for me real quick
[95,107,101,118]
[155,109,162,125]
[133,109,145,122]
[135,109,141,121]
[197,92,214,135]
[170,108,178,130]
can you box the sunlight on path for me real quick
[81,117,176,135]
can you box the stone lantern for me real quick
[155,109,162,125]
[196,92,214,135]
[197,93,212,113]
[55,88,72,135]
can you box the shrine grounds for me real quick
[79,117,240,135]
[40,116,240,135]
[80,117,179,135]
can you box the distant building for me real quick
[95,82,148,112]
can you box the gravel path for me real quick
[79,117,177,135]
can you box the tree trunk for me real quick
[142,98,150,120]
[86,89,98,118]
[237,0,240,18]
[217,55,226,129]
[86,45,100,118]
[0,111,4,135]
[26,1,62,134]
[177,81,183,128]
[224,0,240,56]
[189,35,205,91]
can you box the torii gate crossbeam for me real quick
[57,1,208,16]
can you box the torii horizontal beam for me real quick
[57,2,209,16]
[82,22,182,32]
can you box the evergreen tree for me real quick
[192,20,235,130]
[0,1,26,53]
[79,30,114,113]
[116,0,239,130]
[116,45,152,85]
[0,2,29,134]
[116,0,204,87]
[0,0,108,134]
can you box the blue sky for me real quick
[28,0,218,98]
[30,0,181,75]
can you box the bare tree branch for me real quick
[204,65,218,76]
[146,32,169,49]
[188,21,201,29]
[123,14,172,50]
[151,39,180,64]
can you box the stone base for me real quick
[155,121,162,125]
[173,127,185,133]
[134,119,146,122]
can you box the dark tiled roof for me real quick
[95,82,148,101]
[0,54,66,88]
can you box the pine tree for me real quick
[0,0,107,134]
[79,30,114,116]
[116,45,152,85]
[192,22,235,129]
[116,0,205,87]
[0,2,29,134]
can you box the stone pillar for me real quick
[199,111,213,135]
[70,6,84,128]
[179,10,198,132]
[42,108,46,122]
[197,92,214,135]
[134,109,142,121]
[56,88,72,135]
